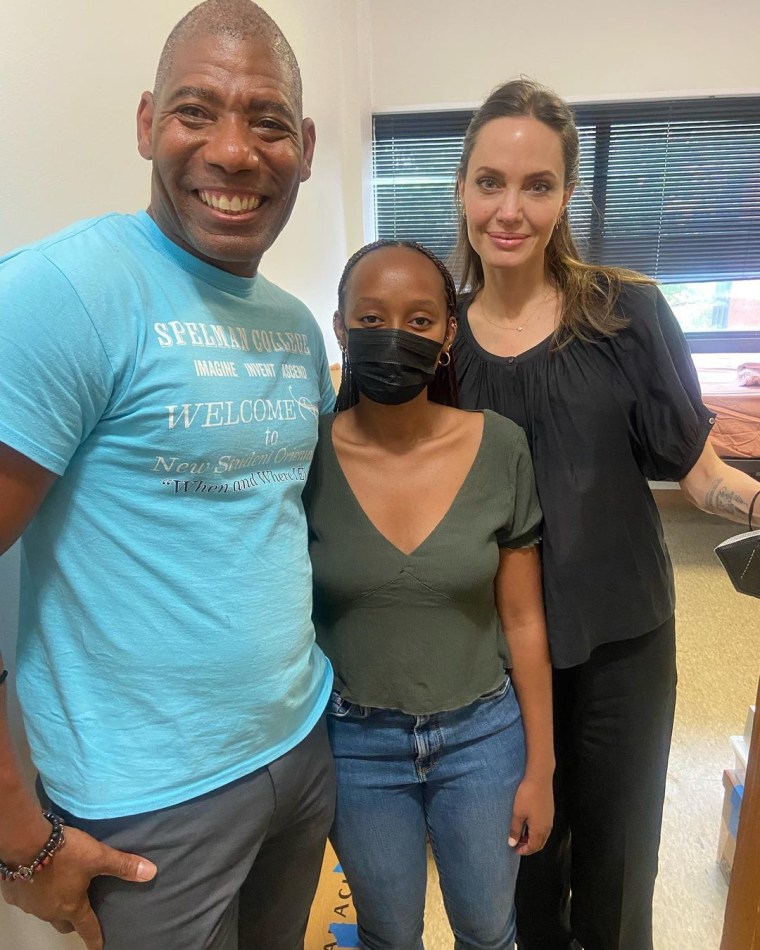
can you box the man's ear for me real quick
[333,310,347,350]
[136,92,155,161]
[300,118,316,183]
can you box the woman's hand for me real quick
[509,772,554,856]
[496,545,555,856]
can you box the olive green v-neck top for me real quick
[303,409,542,715]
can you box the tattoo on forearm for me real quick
[705,479,744,516]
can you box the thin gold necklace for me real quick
[479,292,553,332]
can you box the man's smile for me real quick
[197,190,264,215]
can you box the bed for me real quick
[693,353,760,479]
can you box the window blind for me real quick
[373,111,470,260]
[373,97,760,284]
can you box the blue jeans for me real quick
[327,679,526,950]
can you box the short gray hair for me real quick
[153,0,302,113]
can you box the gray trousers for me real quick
[51,716,335,950]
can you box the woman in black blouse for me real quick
[452,79,760,950]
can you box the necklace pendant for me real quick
[517,326,524,332]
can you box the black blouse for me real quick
[454,282,715,668]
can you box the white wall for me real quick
[369,0,760,111]
[0,0,368,348]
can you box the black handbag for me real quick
[714,491,760,599]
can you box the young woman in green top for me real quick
[303,239,554,950]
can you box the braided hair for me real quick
[335,239,459,411]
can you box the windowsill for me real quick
[687,333,760,354]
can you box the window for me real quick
[373,97,760,350]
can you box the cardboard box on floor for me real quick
[305,841,358,949]
[718,768,744,884]
[306,366,363,948]
[718,704,755,883]
[744,705,756,748]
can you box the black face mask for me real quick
[347,328,444,405]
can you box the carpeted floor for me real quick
[422,493,759,948]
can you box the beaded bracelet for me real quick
[0,812,66,882]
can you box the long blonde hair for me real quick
[451,79,652,344]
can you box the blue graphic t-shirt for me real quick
[0,212,334,818]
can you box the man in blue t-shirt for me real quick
[0,2,336,948]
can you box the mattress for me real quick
[693,353,760,459]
